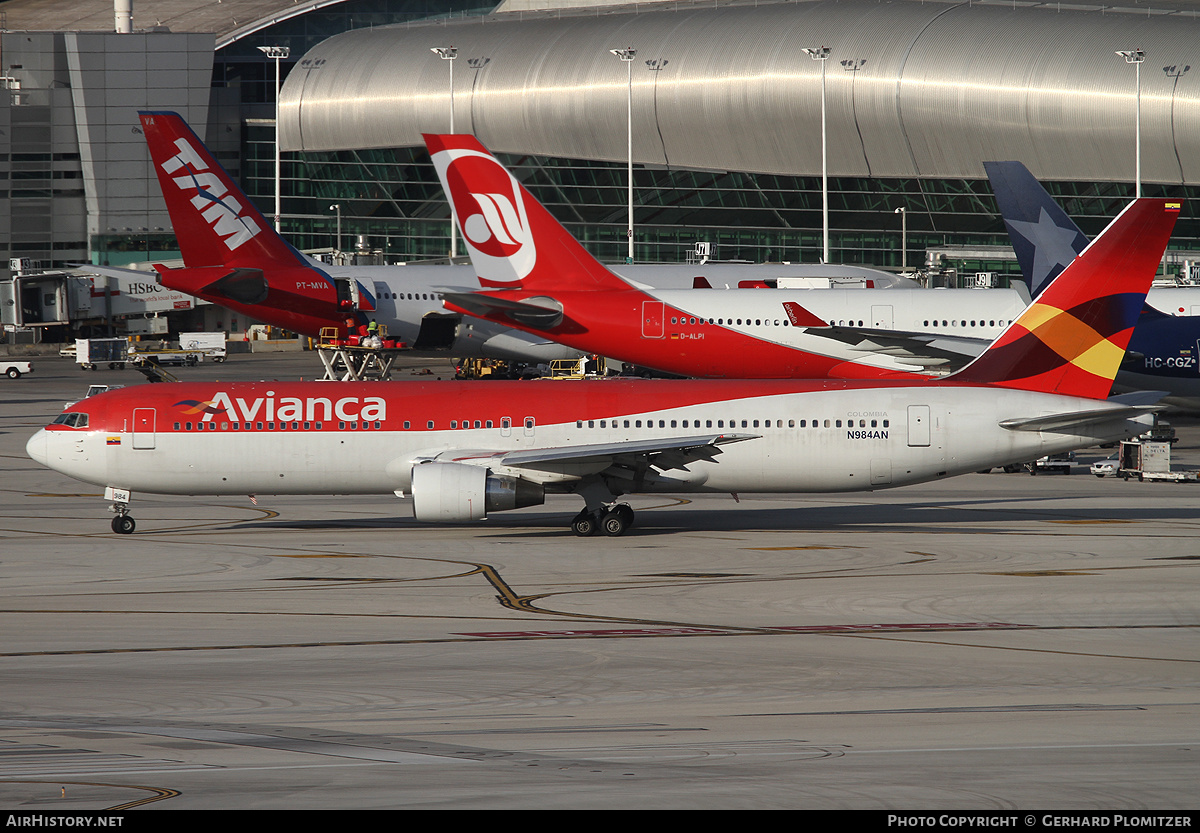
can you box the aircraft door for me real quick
[333,278,358,311]
[132,408,156,449]
[907,405,930,447]
[642,300,665,339]
[871,305,894,329]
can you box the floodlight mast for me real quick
[804,46,831,263]
[611,47,637,264]
[433,47,459,258]
[1117,48,1146,198]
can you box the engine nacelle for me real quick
[411,462,545,523]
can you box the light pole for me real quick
[330,203,341,254]
[610,47,636,264]
[894,206,907,272]
[257,45,290,233]
[804,46,831,263]
[432,47,459,258]
[1117,48,1146,197]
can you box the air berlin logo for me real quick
[432,147,536,285]
[463,192,525,257]
[161,138,262,251]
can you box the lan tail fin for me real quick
[423,134,631,292]
[139,111,304,270]
[952,198,1180,399]
[984,161,1090,297]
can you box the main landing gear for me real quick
[571,503,634,537]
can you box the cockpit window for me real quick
[52,412,89,428]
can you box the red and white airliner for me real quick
[424,133,1037,379]
[28,197,1178,536]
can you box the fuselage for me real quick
[446,284,1030,378]
[28,380,1152,503]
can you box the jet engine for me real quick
[411,461,545,522]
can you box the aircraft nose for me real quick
[25,428,48,467]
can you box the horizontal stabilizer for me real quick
[999,402,1164,433]
[154,264,268,305]
[441,291,564,328]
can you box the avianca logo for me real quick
[177,391,387,423]
[431,147,536,285]
[161,138,262,252]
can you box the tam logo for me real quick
[161,138,262,252]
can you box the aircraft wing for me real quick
[438,433,760,485]
[501,433,759,472]
[808,325,991,369]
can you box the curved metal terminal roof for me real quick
[0,0,352,48]
[279,0,1200,184]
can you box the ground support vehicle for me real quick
[1118,440,1199,482]
[0,360,31,378]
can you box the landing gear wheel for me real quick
[111,515,136,535]
[601,509,629,537]
[571,510,597,537]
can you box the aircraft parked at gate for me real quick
[28,198,1179,536]
[985,160,1200,410]
[122,112,904,364]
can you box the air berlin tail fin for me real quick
[952,198,1180,399]
[139,111,303,270]
[424,134,632,292]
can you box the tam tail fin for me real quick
[984,161,1090,297]
[423,134,632,292]
[139,111,304,270]
[951,198,1181,399]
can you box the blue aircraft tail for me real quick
[983,161,1090,297]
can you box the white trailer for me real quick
[1118,440,1199,482]
[178,332,227,362]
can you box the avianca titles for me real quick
[28,197,1180,536]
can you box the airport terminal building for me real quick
[6,0,1200,283]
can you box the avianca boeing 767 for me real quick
[27,197,1178,536]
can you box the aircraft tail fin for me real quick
[951,198,1180,399]
[139,111,304,270]
[424,134,632,293]
[984,161,1089,297]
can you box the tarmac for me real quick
[1,353,1198,809]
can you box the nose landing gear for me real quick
[106,486,135,534]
